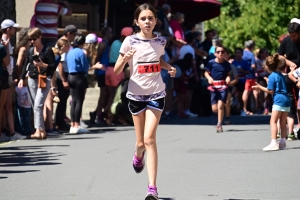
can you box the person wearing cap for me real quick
[54,24,79,131]
[0,29,14,142]
[284,18,300,139]
[1,19,26,141]
[34,0,72,47]
[90,26,113,125]
[103,27,133,125]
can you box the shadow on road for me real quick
[159,198,175,200]
[160,115,270,126]
[0,145,67,177]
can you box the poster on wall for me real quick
[61,13,88,30]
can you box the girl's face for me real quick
[136,9,157,35]
[61,43,70,53]
[29,35,41,46]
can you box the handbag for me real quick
[37,66,47,89]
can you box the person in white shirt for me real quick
[1,19,25,140]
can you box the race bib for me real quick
[137,62,161,76]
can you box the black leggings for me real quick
[68,73,86,123]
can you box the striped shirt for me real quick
[35,2,68,39]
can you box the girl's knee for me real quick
[136,141,145,149]
[144,137,155,147]
[212,105,217,113]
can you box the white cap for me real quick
[291,18,300,24]
[85,33,97,44]
[1,19,19,29]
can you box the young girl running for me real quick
[252,54,291,151]
[114,3,176,200]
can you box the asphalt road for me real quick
[1,115,300,200]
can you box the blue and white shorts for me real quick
[272,105,290,112]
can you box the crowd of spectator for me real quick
[1,0,300,143]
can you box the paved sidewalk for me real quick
[1,116,300,200]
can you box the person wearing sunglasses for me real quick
[204,45,231,133]
[18,27,56,139]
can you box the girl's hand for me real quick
[33,58,47,68]
[168,67,176,78]
[289,62,297,70]
[18,79,23,89]
[93,62,106,71]
[264,77,269,84]
[252,82,261,90]
[297,81,300,88]
[123,49,136,63]
[225,76,230,84]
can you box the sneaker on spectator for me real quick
[74,127,90,134]
[145,185,158,200]
[133,150,145,173]
[288,134,297,141]
[263,143,279,151]
[10,132,26,141]
[0,133,10,143]
[279,142,287,150]
[46,129,60,136]
[240,110,246,117]
[69,127,76,134]
[185,110,198,117]
[80,120,89,129]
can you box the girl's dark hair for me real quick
[72,35,85,48]
[288,22,300,33]
[0,29,3,39]
[257,48,268,60]
[265,53,285,72]
[14,28,30,56]
[134,3,157,23]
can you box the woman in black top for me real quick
[18,28,56,139]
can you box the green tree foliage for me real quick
[206,0,300,53]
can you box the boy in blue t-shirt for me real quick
[204,45,231,133]
[232,48,249,114]
[241,40,257,115]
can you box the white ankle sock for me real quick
[280,138,286,143]
[271,139,277,144]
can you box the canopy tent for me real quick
[131,0,222,23]
[68,0,127,26]
[68,0,221,27]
